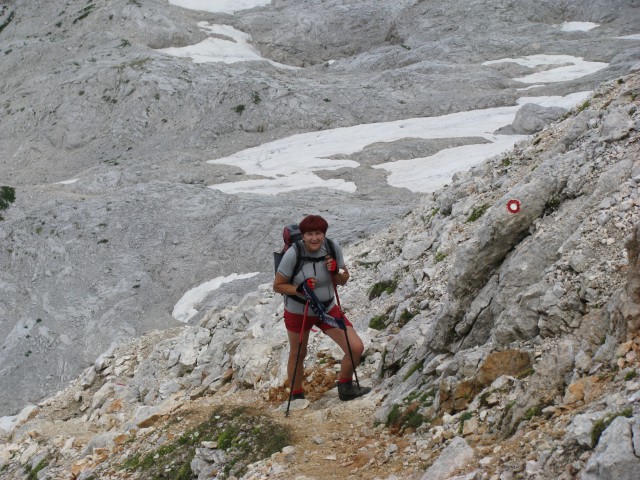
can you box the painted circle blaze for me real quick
[507,199,521,213]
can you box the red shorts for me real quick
[284,305,353,333]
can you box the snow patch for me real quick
[483,54,608,84]
[561,22,599,32]
[168,0,271,15]
[172,272,260,323]
[208,92,591,194]
[157,22,298,69]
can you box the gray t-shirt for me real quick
[277,239,345,315]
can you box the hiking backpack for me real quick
[273,224,336,278]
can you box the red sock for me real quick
[338,377,352,384]
[292,388,304,395]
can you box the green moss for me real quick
[502,158,511,167]
[73,4,95,24]
[386,404,402,427]
[625,370,637,381]
[398,309,416,327]
[403,360,424,381]
[252,91,261,104]
[517,368,535,379]
[233,104,245,114]
[368,279,398,300]
[0,186,16,210]
[591,408,633,447]
[369,314,387,330]
[458,411,473,434]
[435,251,448,263]
[524,405,542,421]
[466,204,489,222]
[25,456,49,480]
[0,10,15,35]
[577,100,590,112]
[404,410,425,429]
[122,407,291,479]
[419,388,436,407]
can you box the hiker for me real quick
[273,214,370,402]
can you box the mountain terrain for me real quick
[1,67,640,480]
[2,0,640,417]
[1,0,640,478]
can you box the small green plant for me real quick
[435,251,447,263]
[25,456,49,480]
[0,10,15,35]
[119,38,131,48]
[544,197,561,213]
[403,360,424,381]
[502,158,511,167]
[385,404,402,427]
[591,408,633,447]
[398,309,416,327]
[98,239,108,244]
[0,186,16,210]
[73,4,95,24]
[505,400,516,414]
[368,279,398,300]
[577,100,590,112]
[467,204,489,222]
[524,405,542,421]
[369,314,387,330]
[624,370,637,381]
[251,91,261,104]
[121,407,290,479]
[233,104,245,114]
[458,411,473,433]
[517,368,535,379]
[323,98,331,102]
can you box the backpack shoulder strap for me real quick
[290,240,305,282]
[325,238,336,260]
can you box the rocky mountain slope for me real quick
[1,67,639,479]
[2,0,640,417]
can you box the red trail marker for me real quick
[507,199,521,213]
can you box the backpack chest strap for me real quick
[287,295,334,308]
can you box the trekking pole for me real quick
[331,279,361,390]
[285,301,309,417]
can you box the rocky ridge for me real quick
[1,70,640,479]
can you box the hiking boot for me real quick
[291,392,305,400]
[338,381,371,401]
